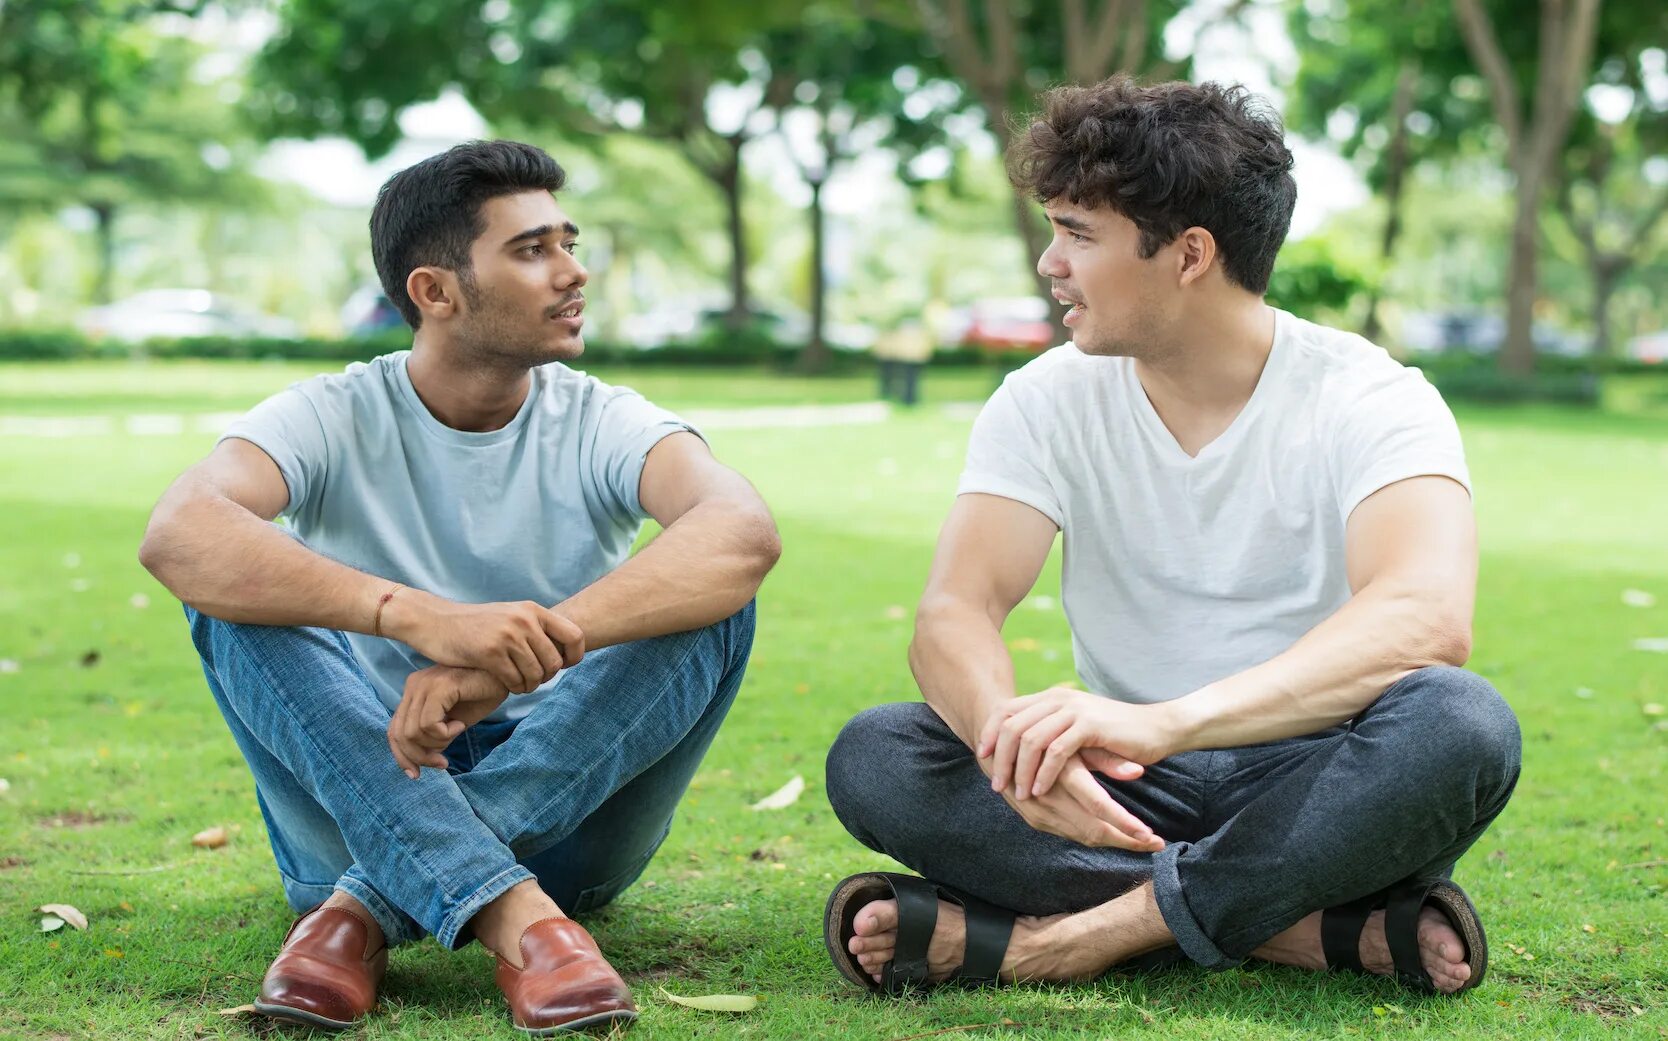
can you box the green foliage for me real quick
[1266,237,1373,325]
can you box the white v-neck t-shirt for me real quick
[956,309,1470,704]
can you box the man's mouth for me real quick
[1052,289,1086,321]
[548,299,585,320]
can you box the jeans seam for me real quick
[216,622,482,907]
[435,865,536,949]
[475,627,716,858]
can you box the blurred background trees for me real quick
[1,0,1665,381]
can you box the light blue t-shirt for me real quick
[221,350,697,721]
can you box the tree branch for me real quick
[1452,0,1525,159]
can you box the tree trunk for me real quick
[1589,258,1622,358]
[1500,174,1541,376]
[1009,185,1055,316]
[1363,61,1419,344]
[800,177,831,373]
[90,200,116,305]
[716,137,752,330]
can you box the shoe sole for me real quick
[514,1008,639,1035]
[252,1001,356,1031]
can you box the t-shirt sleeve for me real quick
[1330,367,1471,524]
[586,387,702,524]
[955,377,1063,527]
[217,387,330,519]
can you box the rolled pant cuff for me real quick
[334,877,423,948]
[434,865,537,951]
[1151,842,1235,970]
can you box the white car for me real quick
[79,289,299,343]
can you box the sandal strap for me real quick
[881,874,940,993]
[1320,891,1380,972]
[941,886,1016,985]
[1384,881,1436,990]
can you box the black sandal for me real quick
[824,872,1016,995]
[1321,878,1488,994]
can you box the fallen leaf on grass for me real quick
[749,776,804,811]
[1633,638,1668,653]
[884,605,907,621]
[0,660,18,674]
[129,593,150,609]
[192,826,228,849]
[657,987,759,1012]
[1644,704,1664,717]
[37,903,87,930]
[1623,589,1658,608]
[1583,923,1598,933]
[39,916,64,933]
[79,650,100,668]
[0,778,9,794]
[216,1005,258,1016]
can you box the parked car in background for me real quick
[78,289,299,343]
[340,285,406,338]
[1397,310,1586,357]
[955,296,1059,353]
[1627,330,1668,364]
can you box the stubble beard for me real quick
[453,274,583,371]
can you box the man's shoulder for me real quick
[999,343,1121,401]
[282,351,406,412]
[1279,311,1431,402]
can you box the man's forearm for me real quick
[555,500,779,651]
[140,487,390,633]
[1162,584,1473,753]
[908,597,1019,750]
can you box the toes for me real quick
[852,899,898,937]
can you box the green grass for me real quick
[1,361,1664,1040]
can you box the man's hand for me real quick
[387,665,515,779]
[981,751,1164,852]
[381,592,584,693]
[978,686,1182,802]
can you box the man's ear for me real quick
[406,267,460,323]
[1175,227,1218,288]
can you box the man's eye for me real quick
[563,241,579,255]
[522,243,545,256]
[1070,232,1088,243]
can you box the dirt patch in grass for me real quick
[0,856,29,870]
[37,810,129,829]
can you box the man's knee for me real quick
[824,702,939,833]
[1393,666,1522,785]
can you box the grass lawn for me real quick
[1,359,1664,1040]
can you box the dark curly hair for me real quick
[1008,77,1296,295]
[370,140,567,329]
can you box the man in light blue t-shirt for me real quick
[140,141,780,1035]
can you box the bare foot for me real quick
[1253,906,1472,993]
[468,880,567,970]
[847,898,1111,984]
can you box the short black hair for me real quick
[1008,77,1296,295]
[370,140,567,329]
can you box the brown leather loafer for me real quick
[253,905,388,1030]
[494,917,637,1034]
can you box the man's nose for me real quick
[555,254,588,289]
[1037,239,1066,280]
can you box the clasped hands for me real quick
[975,685,1183,853]
[381,596,584,779]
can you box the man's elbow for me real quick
[1426,616,1473,667]
[729,504,781,578]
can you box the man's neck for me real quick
[1133,298,1277,457]
[406,337,532,433]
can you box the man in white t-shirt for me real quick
[822,78,1519,999]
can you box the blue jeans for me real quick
[186,601,754,950]
[826,666,1521,969]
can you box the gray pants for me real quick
[824,666,1521,969]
